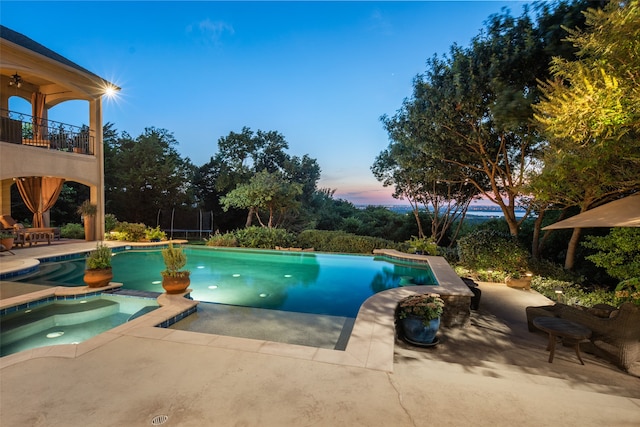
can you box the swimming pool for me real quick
[0,294,159,357]
[10,247,437,318]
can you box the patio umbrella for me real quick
[542,194,640,230]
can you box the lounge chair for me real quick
[0,214,20,231]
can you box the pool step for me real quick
[106,288,162,299]
[0,299,120,346]
[127,305,158,322]
[13,261,85,287]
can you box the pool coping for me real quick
[1,248,471,373]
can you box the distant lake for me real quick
[374,205,529,219]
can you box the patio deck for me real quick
[1,241,639,426]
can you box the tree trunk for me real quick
[245,207,254,228]
[413,208,424,239]
[564,228,582,270]
[532,208,545,260]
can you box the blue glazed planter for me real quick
[401,316,440,344]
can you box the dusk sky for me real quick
[3,1,527,205]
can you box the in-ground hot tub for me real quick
[1,293,159,357]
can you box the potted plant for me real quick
[83,242,113,288]
[77,200,97,241]
[161,242,190,294]
[396,293,445,345]
[505,270,534,290]
[0,231,15,251]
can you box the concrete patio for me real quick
[1,242,639,426]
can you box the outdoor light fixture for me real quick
[9,72,22,88]
[554,286,564,303]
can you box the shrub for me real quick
[145,226,166,241]
[111,222,147,241]
[104,214,118,233]
[234,226,297,249]
[60,223,85,239]
[528,258,584,284]
[615,278,640,306]
[297,229,398,254]
[530,276,619,307]
[405,236,438,256]
[582,228,640,280]
[457,229,530,274]
[205,231,238,247]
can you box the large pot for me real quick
[400,316,440,345]
[162,273,190,294]
[506,276,532,290]
[0,237,14,251]
[84,268,113,288]
[83,215,95,241]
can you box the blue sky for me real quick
[3,1,527,205]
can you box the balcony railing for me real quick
[0,108,94,155]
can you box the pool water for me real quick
[10,247,436,318]
[0,294,159,357]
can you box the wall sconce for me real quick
[9,72,23,88]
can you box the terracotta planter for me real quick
[162,273,191,294]
[84,216,95,241]
[506,276,532,290]
[84,268,113,288]
[0,237,14,251]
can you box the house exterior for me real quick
[0,25,119,239]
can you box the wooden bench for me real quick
[15,228,55,247]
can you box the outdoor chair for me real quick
[526,302,640,376]
[0,214,20,231]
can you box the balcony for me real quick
[0,108,94,155]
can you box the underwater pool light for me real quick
[208,285,218,289]
[284,274,292,278]
[259,293,269,298]
[152,280,162,285]
[232,274,240,277]
[46,331,64,338]
[197,266,205,269]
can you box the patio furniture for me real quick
[526,302,640,376]
[533,317,592,364]
[0,214,20,230]
[14,228,54,247]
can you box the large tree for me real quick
[195,127,320,230]
[533,0,640,269]
[220,170,303,228]
[376,1,594,238]
[372,130,478,245]
[105,127,194,224]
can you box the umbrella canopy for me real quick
[543,194,640,230]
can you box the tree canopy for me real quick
[375,2,592,237]
[532,0,640,268]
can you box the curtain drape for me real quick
[31,92,47,140]
[41,177,65,224]
[16,177,65,228]
[16,177,42,227]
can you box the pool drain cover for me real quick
[151,415,168,425]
